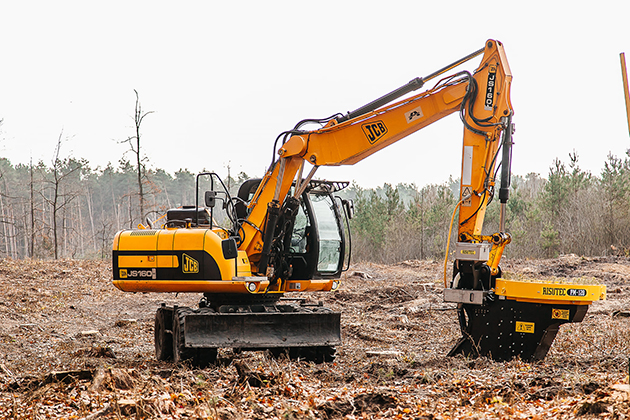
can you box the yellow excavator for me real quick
[112,40,606,365]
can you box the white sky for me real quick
[0,1,628,188]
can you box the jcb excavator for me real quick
[112,40,606,365]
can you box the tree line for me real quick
[0,151,249,260]
[1,145,629,262]
[348,151,630,263]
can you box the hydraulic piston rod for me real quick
[337,46,486,123]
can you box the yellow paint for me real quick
[494,279,606,305]
[157,255,178,268]
[118,255,155,268]
[113,279,263,293]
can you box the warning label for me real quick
[515,321,535,334]
[461,186,472,207]
[551,309,570,320]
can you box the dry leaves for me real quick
[0,256,629,418]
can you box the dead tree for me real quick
[42,132,82,259]
[123,90,154,226]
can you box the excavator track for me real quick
[154,299,341,366]
[154,305,173,361]
[172,307,219,367]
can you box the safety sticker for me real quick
[551,309,570,320]
[515,321,535,334]
[405,105,424,123]
[461,186,472,207]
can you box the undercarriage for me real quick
[154,295,341,366]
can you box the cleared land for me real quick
[0,256,629,419]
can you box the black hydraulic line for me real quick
[423,46,486,85]
[499,114,514,204]
[459,75,488,137]
[459,190,487,228]
[337,46,486,123]
[258,200,281,275]
[293,113,343,130]
[271,131,298,166]
[337,77,425,123]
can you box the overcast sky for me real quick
[0,1,628,188]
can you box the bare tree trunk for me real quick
[62,185,68,257]
[77,198,84,256]
[110,174,120,231]
[8,205,16,258]
[53,178,59,259]
[418,189,425,260]
[86,185,96,253]
[125,90,153,226]
[0,195,7,256]
[21,199,28,258]
[30,159,35,258]
[163,180,172,209]
[116,202,121,231]
[128,193,133,229]
[136,119,143,224]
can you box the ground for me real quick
[0,255,629,419]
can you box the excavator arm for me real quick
[240,39,605,362]
[243,40,514,282]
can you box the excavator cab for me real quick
[235,178,351,281]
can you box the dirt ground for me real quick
[0,255,629,419]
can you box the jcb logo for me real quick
[361,121,388,144]
[182,253,199,274]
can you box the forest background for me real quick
[2,130,629,264]
[1,89,630,263]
